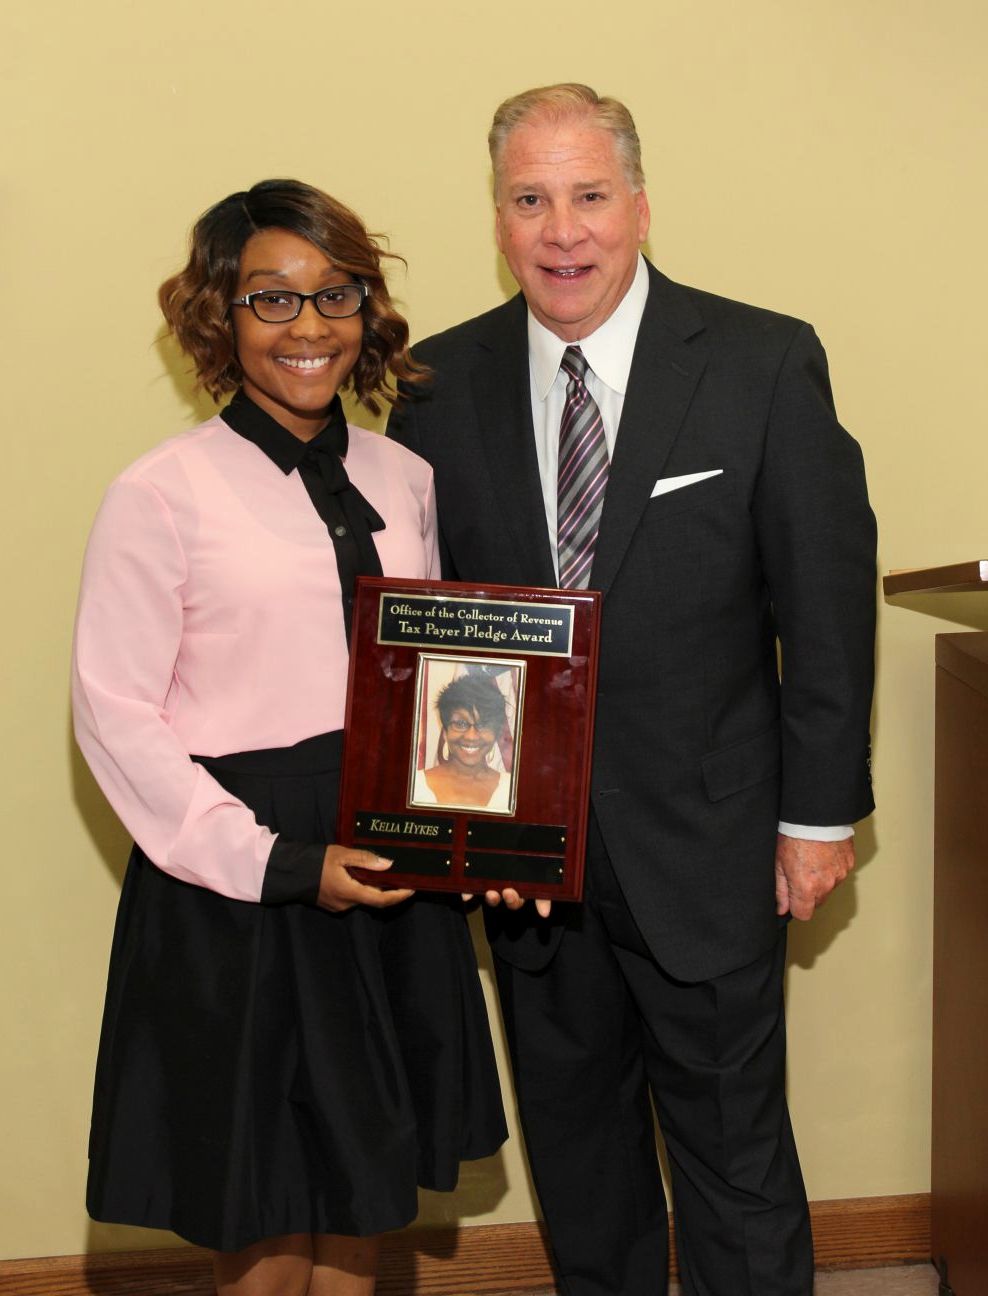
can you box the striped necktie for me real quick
[557,346,609,589]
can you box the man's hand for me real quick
[473,888,552,919]
[774,834,855,921]
[317,845,415,912]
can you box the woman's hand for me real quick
[317,845,414,912]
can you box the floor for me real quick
[514,1266,942,1296]
[812,1268,942,1295]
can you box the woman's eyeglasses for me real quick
[230,284,369,323]
[447,718,495,735]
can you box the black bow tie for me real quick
[301,432,385,537]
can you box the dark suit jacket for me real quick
[388,261,876,982]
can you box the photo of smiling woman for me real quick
[410,658,522,814]
[72,180,506,1296]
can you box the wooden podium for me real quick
[884,561,988,1296]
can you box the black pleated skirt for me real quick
[86,732,507,1252]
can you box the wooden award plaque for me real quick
[337,577,600,901]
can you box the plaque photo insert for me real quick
[408,655,524,816]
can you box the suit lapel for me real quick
[590,264,708,599]
[472,298,557,588]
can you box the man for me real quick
[388,84,875,1296]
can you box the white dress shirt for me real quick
[524,253,851,843]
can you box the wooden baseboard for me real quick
[809,1193,931,1269]
[0,1193,931,1295]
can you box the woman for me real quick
[413,673,512,812]
[72,180,506,1296]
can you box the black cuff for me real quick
[261,838,325,906]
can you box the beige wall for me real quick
[2,0,987,1262]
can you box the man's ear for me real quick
[636,188,651,243]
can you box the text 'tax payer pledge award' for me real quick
[337,577,601,901]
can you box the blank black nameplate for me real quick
[465,820,567,854]
[464,852,566,887]
[351,847,452,881]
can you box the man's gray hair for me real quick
[488,83,645,197]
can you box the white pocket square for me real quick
[650,469,723,498]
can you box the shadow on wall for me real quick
[154,330,220,427]
[69,712,132,889]
[84,1219,191,1277]
[884,590,988,632]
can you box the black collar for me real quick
[220,390,350,474]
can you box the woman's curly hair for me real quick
[435,673,509,733]
[158,179,427,414]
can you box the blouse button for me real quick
[334,525,348,537]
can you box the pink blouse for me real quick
[72,416,438,903]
